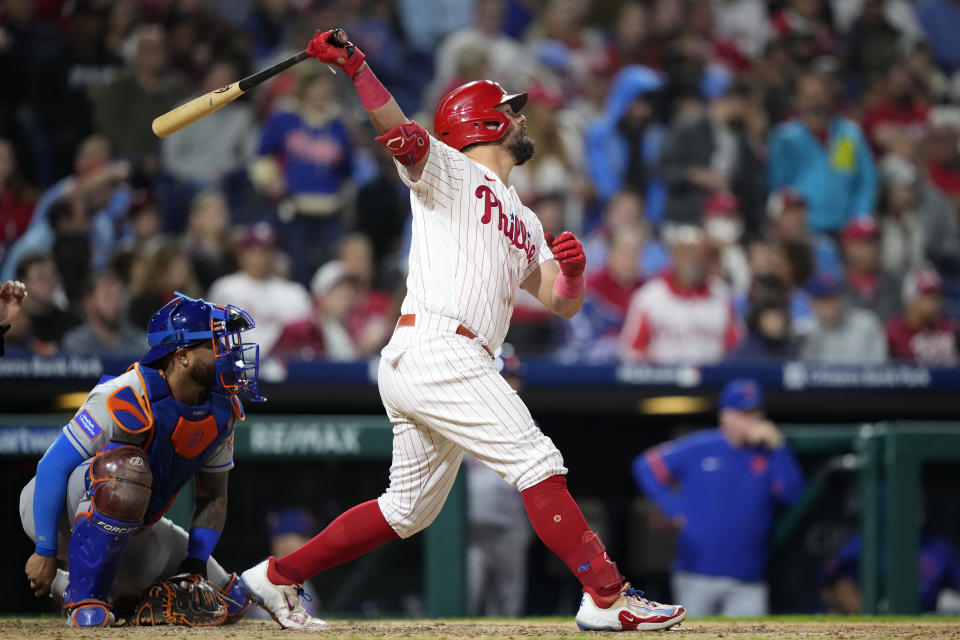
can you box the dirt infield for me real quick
[2,617,959,639]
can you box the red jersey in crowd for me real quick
[886,315,959,366]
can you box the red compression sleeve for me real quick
[353,65,391,110]
[554,272,585,299]
[268,500,399,585]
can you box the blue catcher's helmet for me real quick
[141,292,265,402]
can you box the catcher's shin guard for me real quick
[63,504,140,609]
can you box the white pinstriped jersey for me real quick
[394,135,554,351]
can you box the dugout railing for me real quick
[2,415,958,616]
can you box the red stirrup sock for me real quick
[267,500,399,585]
[520,476,623,597]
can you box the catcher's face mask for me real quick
[209,302,265,403]
[144,292,266,402]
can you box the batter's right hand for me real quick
[25,553,57,598]
[307,28,366,78]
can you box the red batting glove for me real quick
[307,28,366,78]
[544,231,585,277]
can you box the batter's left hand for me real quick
[25,553,57,598]
[307,28,366,77]
[544,231,585,278]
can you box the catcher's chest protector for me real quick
[133,365,238,525]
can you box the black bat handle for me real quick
[237,50,310,92]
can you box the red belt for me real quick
[397,314,493,358]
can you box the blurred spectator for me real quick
[584,66,666,210]
[916,0,960,74]
[751,39,799,126]
[433,0,530,94]
[840,217,902,321]
[822,533,960,614]
[250,72,354,285]
[620,225,742,363]
[335,234,393,358]
[128,239,200,327]
[397,0,473,54]
[523,0,607,94]
[564,223,645,363]
[877,154,960,276]
[844,0,907,91]
[886,267,959,365]
[14,252,76,354]
[703,191,750,295]
[0,137,38,256]
[925,106,960,211]
[730,288,799,360]
[161,57,257,189]
[61,269,146,356]
[712,0,771,61]
[245,0,296,64]
[49,197,92,306]
[657,82,752,227]
[26,1,123,181]
[117,192,163,256]
[633,379,804,617]
[684,0,752,74]
[861,64,930,153]
[797,271,888,363]
[104,0,141,57]
[607,0,654,69]
[272,261,360,361]
[0,280,27,357]
[582,191,658,276]
[207,223,310,355]
[182,190,237,292]
[766,187,842,275]
[768,72,877,234]
[1,137,131,282]
[92,24,185,177]
[769,0,839,61]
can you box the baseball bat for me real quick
[151,29,349,138]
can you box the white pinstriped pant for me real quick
[376,313,567,538]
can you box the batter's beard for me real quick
[509,133,536,166]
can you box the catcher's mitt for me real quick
[131,573,227,627]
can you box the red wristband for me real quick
[353,65,391,111]
[554,272,585,299]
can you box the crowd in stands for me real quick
[2,0,960,367]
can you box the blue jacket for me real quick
[633,429,804,582]
[584,66,667,222]
[768,118,877,233]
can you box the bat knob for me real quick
[328,28,348,47]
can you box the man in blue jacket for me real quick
[768,72,877,234]
[633,379,804,616]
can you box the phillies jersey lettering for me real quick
[394,134,553,351]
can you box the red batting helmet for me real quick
[434,80,528,151]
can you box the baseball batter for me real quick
[20,294,262,627]
[240,29,686,632]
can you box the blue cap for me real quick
[266,508,316,538]
[806,271,845,298]
[719,379,763,411]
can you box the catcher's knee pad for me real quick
[89,444,153,522]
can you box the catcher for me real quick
[19,293,264,627]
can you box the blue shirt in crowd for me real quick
[768,117,877,233]
[257,111,353,198]
[633,429,805,582]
